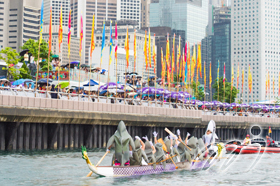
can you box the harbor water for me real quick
[1,149,280,186]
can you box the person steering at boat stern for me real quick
[266,135,276,147]
[106,121,135,166]
[242,134,251,145]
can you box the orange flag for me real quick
[144,30,147,70]
[153,33,156,74]
[90,14,95,57]
[58,5,63,53]
[48,7,52,56]
[148,28,151,68]
[124,26,129,68]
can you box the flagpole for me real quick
[57,54,61,99]
[35,45,41,96]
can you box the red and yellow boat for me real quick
[226,144,280,154]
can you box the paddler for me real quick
[202,120,218,156]
[177,129,191,144]
[242,134,251,145]
[130,136,149,165]
[106,121,135,166]
[266,135,275,147]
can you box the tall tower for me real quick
[43,0,70,26]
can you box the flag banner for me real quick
[148,28,151,68]
[237,62,239,89]
[161,48,165,85]
[144,30,147,70]
[172,33,175,82]
[187,42,190,81]
[115,22,118,60]
[223,62,226,86]
[231,66,234,90]
[68,9,71,57]
[242,68,244,94]
[39,0,44,44]
[273,74,275,96]
[48,6,52,56]
[100,21,105,63]
[79,14,83,57]
[197,43,202,78]
[166,34,170,86]
[177,36,181,77]
[204,61,206,91]
[248,65,252,93]
[153,33,156,74]
[269,126,272,134]
[90,14,95,57]
[59,4,63,53]
[278,72,280,97]
[109,21,113,65]
[191,44,196,83]
[125,26,129,68]
[217,60,220,89]
[134,30,137,72]
[209,62,212,88]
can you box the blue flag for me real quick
[39,0,44,44]
[101,21,106,64]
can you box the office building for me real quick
[117,0,141,28]
[0,0,42,52]
[42,25,80,64]
[231,0,278,103]
[149,0,208,44]
[43,0,70,27]
[141,0,150,28]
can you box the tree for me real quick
[213,77,239,103]
[21,39,53,67]
[19,62,32,79]
[40,59,53,71]
[0,47,20,80]
[190,81,205,101]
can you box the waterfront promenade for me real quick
[0,92,279,151]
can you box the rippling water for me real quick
[1,149,280,186]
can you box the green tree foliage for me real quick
[213,77,239,103]
[190,81,205,101]
[21,39,53,72]
[0,47,20,80]
[19,62,32,79]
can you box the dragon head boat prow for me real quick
[81,146,98,172]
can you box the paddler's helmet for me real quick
[246,134,250,138]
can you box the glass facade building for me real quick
[150,0,208,44]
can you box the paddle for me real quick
[165,128,192,151]
[148,154,178,166]
[86,150,110,177]
[157,138,178,169]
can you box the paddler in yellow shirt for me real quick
[242,134,251,145]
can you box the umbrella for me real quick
[55,82,69,89]
[83,79,99,86]
[99,89,124,96]
[128,72,138,75]
[136,75,142,78]
[128,92,138,96]
[230,103,240,108]
[240,103,249,108]
[191,100,203,106]
[12,79,33,86]
[250,104,261,109]
[20,49,29,56]
[81,64,90,68]
[70,61,80,64]
[0,78,9,82]
[37,78,53,84]
[222,102,231,108]
[99,82,124,91]
[100,69,107,74]
[137,87,157,94]
[52,54,59,58]
[178,91,192,98]
[212,101,223,106]
[156,88,171,95]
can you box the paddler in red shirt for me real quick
[266,135,275,147]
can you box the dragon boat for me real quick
[226,144,280,154]
[81,146,222,177]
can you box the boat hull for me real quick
[88,160,213,177]
[226,144,280,154]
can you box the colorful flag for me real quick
[191,44,196,83]
[109,21,113,65]
[177,36,181,77]
[148,28,151,68]
[182,53,185,87]
[115,22,118,60]
[125,26,129,68]
[266,71,268,95]
[134,30,136,72]
[100,21,105,64]
[209,62,212,88]
[58,4,63,53]
[161,48,165,85]
[144,30,147,70]
[273,74,275,96]
[187,42,190,81]
[237,63,239,89]
[269,126,272,134]
[242,68,244,93]
[223,62,226,86]
[197,43,202,78]
[39,0,44,45]
[248,65,252,93]
[48,6,52,56]
[67,9,71,57]
[172,33,175,82]
[79,14,83,57]
[153,33,156,74]
[231,66,234,90]
[166,34,170,86]
[90,14,95,57]
[217,60,220,89]
[268,71,270,94]
[184,42,188,85]
[204,61,206,91]
[278,72,280,97]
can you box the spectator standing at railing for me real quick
[23,83,28,89]
[50,84,57,99]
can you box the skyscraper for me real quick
[141,0,150,28]
[0,0,42,52]
[43,0,70,26]
[231,0,278,103]
[149,0,208,44]
[117,0,141,28]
